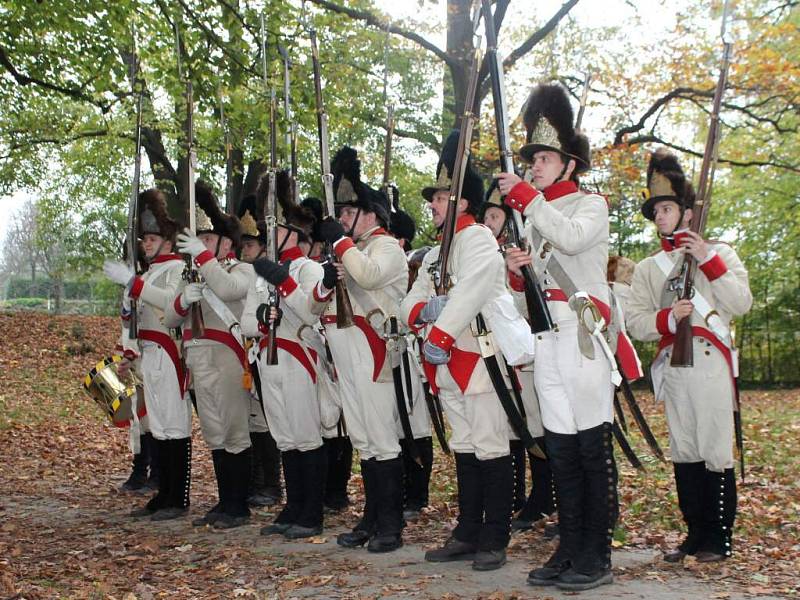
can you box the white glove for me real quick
[180,282,205,309]
[103,260,134,287]
[176,228,208,258]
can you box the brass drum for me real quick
[83,355,143,427]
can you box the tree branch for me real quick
[0,45,111,113]
[615,136,800,173]
[305,0,457,69]
[503,0,580,71]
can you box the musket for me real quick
[126,27,144,340]
[261,13,279,365]
[278,45,299,204]
[382,103,395,208]
[218,87,234,213]
[671,0,733,367]
[306,11,354,328]
[481,0,553,333]
[434,1,482,295]
[175,21,204,338]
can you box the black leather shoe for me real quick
[663,548,688,563]
[130,505,157,518]
[472,549,506,571]
[337,529,371,548]
[424,537,477,562]
[212,513,250,530]
[247,492,279,507]
[284,524,323,539]
[511,517,534,532]
[367,533,402,553]
[695,551,726,563]
[151,507,187,522]
[554,567,613,591]
[261,522,292,536]
[527,551,570,586]
[191,504,223,527]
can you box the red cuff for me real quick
[123,349,138,361]
[258,322,269,335]
[194,250,215,267]
[504,181,540,213]
[699,253,728,282]
[174,295,189,317]
[276,276,298,298]
[407,302,426,332]
[129,276,145,300]
[508,271,525,292]
[427,326,455,351]
[333,237,355,259]
[656,308,672,335]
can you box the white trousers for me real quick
[534,322,613,435]
[661,339,735,472]
[440,389,512,460]
[140,344,192,440]
[248,392,269,434]
[327,326,400,461]
[186,343,251,453]
[258,347,323,452]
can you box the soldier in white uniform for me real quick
[315,147,408,553]
[236,194,283,508]
[389,204,434,520]
[103,190,193,520]
[240,170,330,539]
[401,131,515,572]
[626,150,752,563]
[300,197,354,514]
[479,183,556,532]
[164,182,254,530]
[498,84,620,591]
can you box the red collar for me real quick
[309,254,322,262]
[660,231,690,252]
[151,253,182,264]
[223,252,237,261]
[279,246,305,263]
[543,180,578,202]
[436,215,477,241]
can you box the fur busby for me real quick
[389,209,416,250]
[254,170,317,241]
[421,130,484,214]
[331,146,390,226]
[300,197,324,241]
[195,180,242,247]
[138,189,178,242]
[237,193,265,243]
[518,83,590,173]
[640,149,695,221]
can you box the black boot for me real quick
[337,459,376,548]
[120,433,151,492]
[513,436,556,531]
[555,423,616,591]
[425,452,481,562]
[152,438,192,521]
[192,449,225,526]
[510,439,527,513]
[213,447,252,530]
[285,445,328,539]
[664,461,706,562]
[262,449,303,535]
[324,436,352,512]
[401,436,433,520]
[473,454,513,571]
[130,438,170,518]
[248,432,281,507]
[528,430,582,586]
[143,432,160,491]
[696,468,736,562]
[368,457,404,553]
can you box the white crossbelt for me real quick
[653,251,731,346]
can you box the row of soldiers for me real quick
[102,82,751,592]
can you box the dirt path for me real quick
[0,487,785,600]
